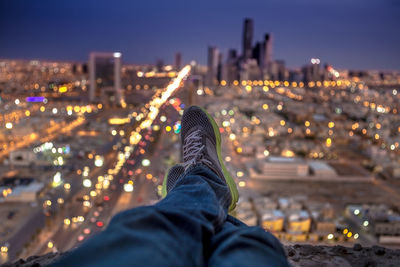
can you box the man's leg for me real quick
[51,165,230,267]
[207,215,290,267]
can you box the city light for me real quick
[1,10,400,262]
[83,179,92,188]
[5,122,12,129]
[26,96,46,102]
[142,159,151,167]
[52,172,62,187]
[123,183,134,192]
[347,232,353,238]
[94,155,104,167]
[108,117,130,125]
[281,149,295,157]
[0,246,8,254]
[326,138,332,147]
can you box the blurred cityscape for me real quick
[1,17,400,264]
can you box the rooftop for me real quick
[3,244,400,267]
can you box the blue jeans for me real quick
[52,165,289,267]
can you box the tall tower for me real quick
[217,52,223,83]
[207,46,219,86]
[175,52,182,71]
[226,49,239,83]
[242,18,254,60]
[263,33,273,73]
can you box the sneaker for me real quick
[161,164,185,198]
[181,106,239,211]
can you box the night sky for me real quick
[1,0,399,70]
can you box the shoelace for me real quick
[182,129,211,171]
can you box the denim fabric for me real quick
[51,165,289,267]
[208,215,289,267]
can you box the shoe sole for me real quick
[200,107,239,212]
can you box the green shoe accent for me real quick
[200,107,239,212]
[161,164,185,198]
[161,171,168,198]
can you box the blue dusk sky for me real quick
[0,0,399,70]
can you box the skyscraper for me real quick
[217,53,224,83]
[175,53,182,71]
[89,52,123,105]
[226,49,239,83]
[252,42,263,66]
[242,18,254,60]
[262,33,273,74]
[302,58,321,83]
[207,46,219,86]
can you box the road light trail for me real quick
[0,116,86,159]
[19,66,191,257]
[129,65,191,146]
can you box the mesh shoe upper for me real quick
[165,164,185,193]
[181,106,225,182]
[181,106,216,142]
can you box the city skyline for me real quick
[1,0,400,70]
[1,0,400,264]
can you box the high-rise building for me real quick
[311,58,321,81]
[252,33,273,79]
[156,59,164,72]
[240,58,260,81]
[175,53,182,71]
[275,60,288,81]
[262,34,273,74]
[302,58,321,83]
[217,53,224,83]
[226,49,239,83]
[242,18,254,60]
[207,46,219,86]
[252,42,263,66]
[89,52,123,105]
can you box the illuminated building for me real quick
[89,52,123,105]
[302,58,321,83]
